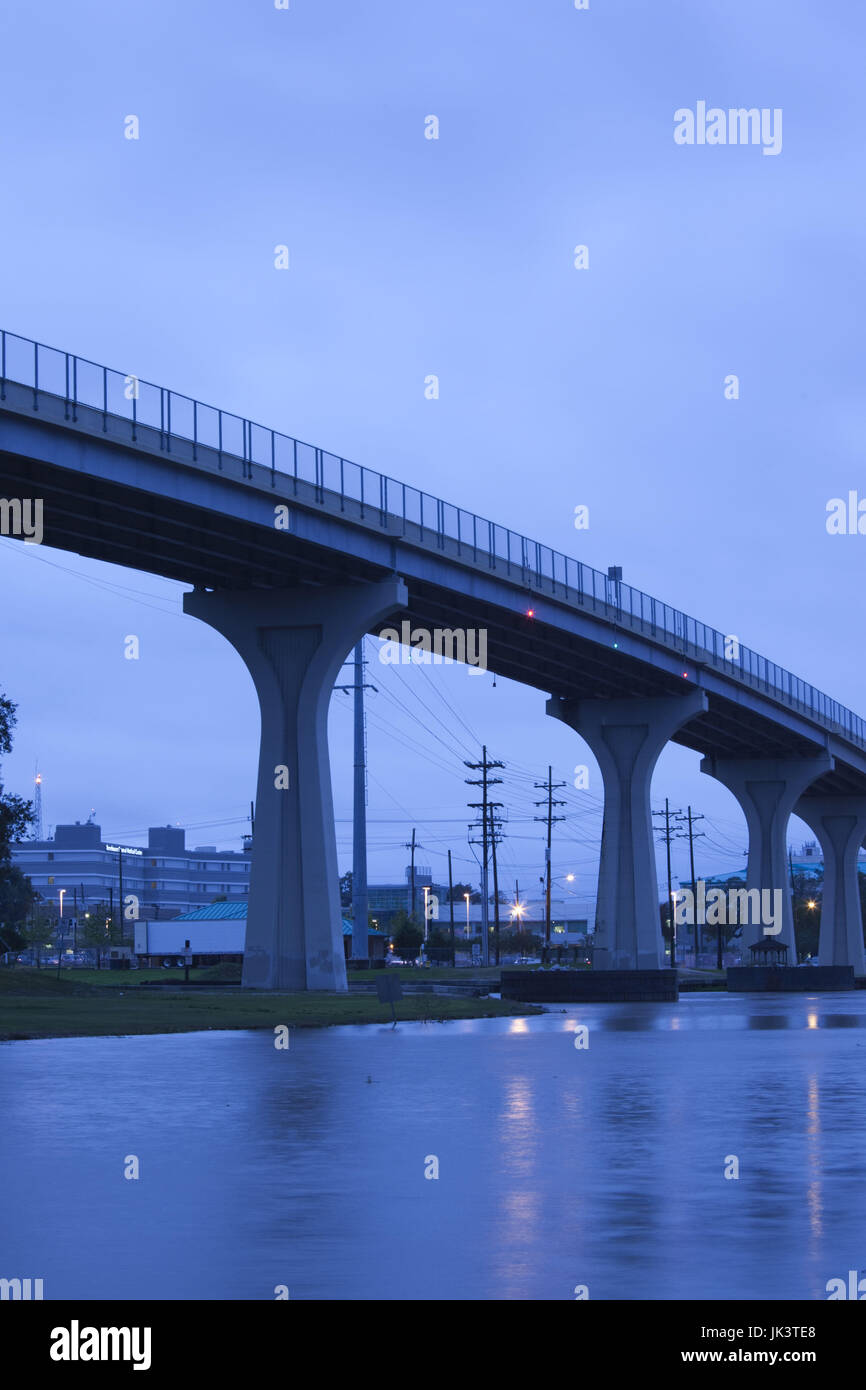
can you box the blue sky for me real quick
[1,0,864,897]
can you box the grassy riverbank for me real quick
[0,968,540,1040]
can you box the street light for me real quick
[56,890,67,979]
[670,889,678,966]
[421,886,429,963]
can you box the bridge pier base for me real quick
[184,579,407,991]
[700,756,833,965]
[548,691,707,969]
[794,795,866,972]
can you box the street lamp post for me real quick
[422,886,429,964]
[463,892,470,940]
[56,889,66,979]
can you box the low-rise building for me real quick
[134,902,386,966]
[13,820,251,923]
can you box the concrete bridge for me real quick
[2,330,865,987]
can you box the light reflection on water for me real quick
[1,991,865,1300]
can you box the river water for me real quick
[2,992,865,1301]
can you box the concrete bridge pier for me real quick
[794,795,866,972]
[548,690,708,969]
[184,579,408,991]
[700,755,834,964]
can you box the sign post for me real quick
[376,972,403,1027]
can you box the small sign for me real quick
[376,975,403,1004]
[376,973,403,1025]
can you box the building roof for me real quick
[174,903,251,920]
[173,902,384,935]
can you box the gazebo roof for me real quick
[747,937,789,955]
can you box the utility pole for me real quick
[489,803,504,965]
[465,746,504,967]
[675,806,705,958]
[405,828,418,921]
[534,767,566,947]
[653,800,683,968]
[336,641,377,961]
[447,848,455,959]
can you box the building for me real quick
[366,865,437,926]
[134,903,386,966]
[13,820,251,923]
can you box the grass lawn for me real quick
[0,968,541,1040]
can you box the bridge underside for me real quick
[3,391,866,982]
[0,433,858,794]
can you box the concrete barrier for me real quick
[727,966,855,992]
[500,969,678,1002]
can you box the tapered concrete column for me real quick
[548,690,708,969]
[700,755,833,964]
[184,579,408,991]
[794,796,866,973]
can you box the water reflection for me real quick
[1,991,865,1300]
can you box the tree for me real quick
[0,692,34,955]
[0,864,35,952]
[793,872,822,960]
[446,881,474,903]
[339,870,353,907]
[389,909,423,959]
[80,902,124,968]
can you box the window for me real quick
[151,859,157,867]
[47,852,54,861]
[48,876,54,885]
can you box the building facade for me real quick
[12,820,251,923]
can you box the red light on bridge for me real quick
[682,671,688,679]
[526,608,535,618]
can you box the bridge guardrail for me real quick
[1,327,863,754]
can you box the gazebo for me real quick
[747,938,789,965]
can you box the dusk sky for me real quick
[2,0,864,899]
